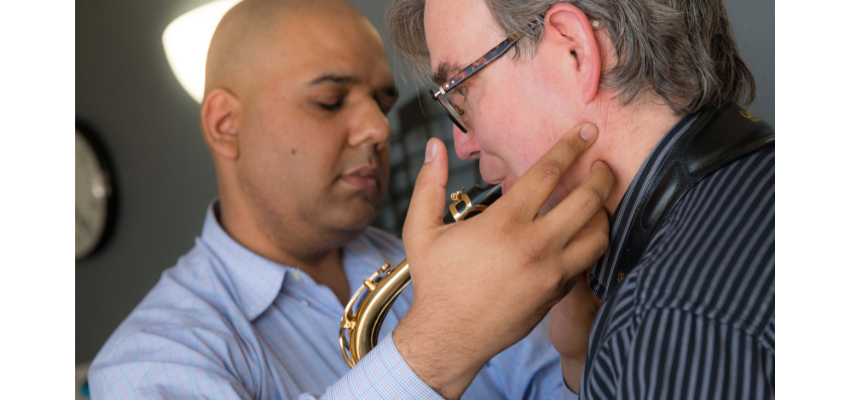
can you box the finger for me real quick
[559,209,610,277]
[403,138,449,244]
[541,161,615,246]
[498,123,599,221]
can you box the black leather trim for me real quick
[607,104,775,298]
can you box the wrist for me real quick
[393,309,486,400]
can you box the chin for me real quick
[331,199,380,232]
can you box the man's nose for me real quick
[452,124,481,160]
[349,101,391,149]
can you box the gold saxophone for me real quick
[339,184,502,367]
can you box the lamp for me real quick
[162,0,243,103]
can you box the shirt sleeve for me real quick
[89,362,253,400]
[300,334,444,400]
[88,326,256,400]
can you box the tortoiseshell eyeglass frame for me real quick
[429,20,542,133]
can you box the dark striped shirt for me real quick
[581,112,775,400]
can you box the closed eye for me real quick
[318,101,343,111]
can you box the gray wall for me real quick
[76,0,774,363]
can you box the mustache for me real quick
[337,149,388,177]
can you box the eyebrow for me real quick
[309,74,361,86]
[309,73,398,100]
[431,61,463,86]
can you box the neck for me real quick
[594,98,681,215]
[215,172,352,303]
[218,194,336,267]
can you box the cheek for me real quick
[474,103,558,181]
[252,103,344,193]
[472,73,566,181]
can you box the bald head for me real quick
[199,0,397,265]
[204,0,379,100]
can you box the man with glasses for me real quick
[381,0,774,400]
[88,0,608,398]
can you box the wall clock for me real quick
[76,121,116,260]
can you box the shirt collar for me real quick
[198,202,407,320]
[199,201,287,320]
[588,112,701,301]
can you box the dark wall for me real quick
[76,0,219,364]
[76,0,775,363]
[727,0,775,125]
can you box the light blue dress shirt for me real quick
[89,202,568,399]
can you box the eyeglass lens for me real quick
[432,90,468,133]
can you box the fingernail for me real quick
[424,139,437,163]
[580,124,598,141]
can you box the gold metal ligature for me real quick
[339,184,502,367]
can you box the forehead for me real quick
[423,0,504,77]
[266,12,392,85]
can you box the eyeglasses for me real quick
[429,20,542,133]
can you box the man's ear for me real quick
[200,88,242,160]
[544,3,601,104]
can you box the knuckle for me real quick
[527,246,547,265]
[415,171,435,188]
[537,160,565,183]
[491,217,519,247]
[565,136,585,157]
[520,231,549,264]
[576,186,604,214]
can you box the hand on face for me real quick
[393,123,613,399]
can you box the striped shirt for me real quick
[581,112,775,399]
[88,202,566,399]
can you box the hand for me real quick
[393,123,614,399]
[549,268,604,392]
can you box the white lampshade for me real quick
[162,0,243,103]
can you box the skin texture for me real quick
[394,0,683,395]
[395,124,614,399]
[200,0,397,305]
[425,0,679,215]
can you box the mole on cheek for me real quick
[291,148,297,155]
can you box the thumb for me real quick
[403,138,449,243]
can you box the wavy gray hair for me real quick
[386,0,756,116]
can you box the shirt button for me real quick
[301,300,309,307]
[292,272,302,282]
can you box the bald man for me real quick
[87,0,568,398]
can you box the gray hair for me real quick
[386,0,756,116]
